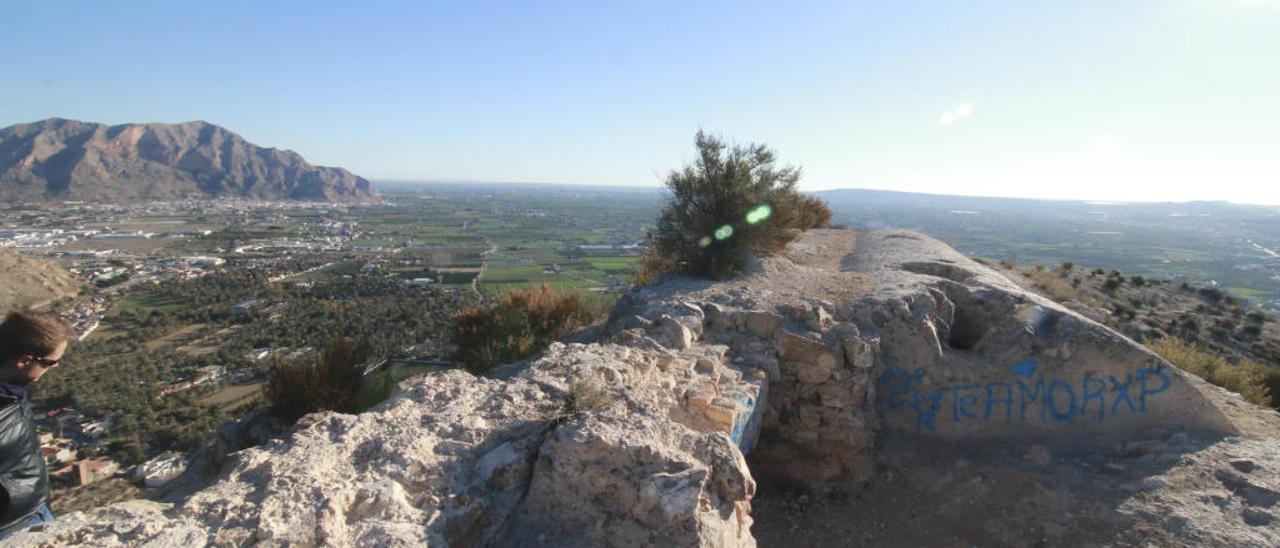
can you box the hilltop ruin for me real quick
[13,229,1278,547]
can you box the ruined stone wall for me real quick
[845,231,1236,441]
[10,229,1246,547]
[609,295,880,491]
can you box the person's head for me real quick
[0,310,73,385]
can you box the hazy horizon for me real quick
[4,1,1278,205]
[377,179,1280,208]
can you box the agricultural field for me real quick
[364,183,662,295]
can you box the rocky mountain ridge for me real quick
[11,229,1279,546]
[0,118,377,202]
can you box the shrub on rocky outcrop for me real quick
[564,376,610,415]
[632,247,677,285]
[265,338,371,422]
[647,130,832,280]
[453,284,607,374]
[1149,337,1279,410]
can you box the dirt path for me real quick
[471,234,497,295]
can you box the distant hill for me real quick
[0,247,83,311]
[0,118,378,202]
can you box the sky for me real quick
[2,0,1279,204]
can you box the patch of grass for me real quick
[116,293,189,313]
[1148,337,1279,411]
[564,376,610,415]
[199,382,265,412]
[1026,268,1092,305]
[453,284,609,374]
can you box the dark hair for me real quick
[0,310,73,363]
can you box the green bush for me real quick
[1199,287,1225,303]
[452,284,608,374]
[647,131,832,280]
[265,338,372,423]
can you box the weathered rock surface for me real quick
[846,230,1235,440]
[13,229,1278,547]
[13,340,762,547]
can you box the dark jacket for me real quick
[0,386,49,532]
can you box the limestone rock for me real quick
[742,311,783,339]
[20,228,1263,547]
[796,364,832,385]
[704,302,737,332]
[17,341,762,547]
[775,330,839,370]
[660,314,696,350]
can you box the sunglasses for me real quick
[30,356,61,368]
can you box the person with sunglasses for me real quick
[0,310,72,539]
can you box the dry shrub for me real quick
[453,284,608,374]
[1148,337,1278,410]
[1026,268,1093,306]
[632,247,676,285]
[265,338,371,422]
[452,304,535,375]
[564,376,609,415]
[505,284,605,340]
[774,193,833,232]
[647,130,834,280]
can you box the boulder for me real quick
[660,314,696,350]
[775,330,840,370]
[742,311,783,339]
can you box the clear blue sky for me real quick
[3,1,1278,204]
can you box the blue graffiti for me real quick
[879,363,1172,433]
[1011,359,1038,377]
[730,382,767,453]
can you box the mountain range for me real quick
[0,118,377,202]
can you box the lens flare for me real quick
[1016,305,1051,334]
[714,225,734,240]
[698,236,712,247]
[746,204,773,224]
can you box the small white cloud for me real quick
[939,103,974,126]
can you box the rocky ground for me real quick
[0,246,83,310]
[992,261,1280,367]
[47,479,140,516]
[11,228,1280,547]
[753,378,1280,547]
